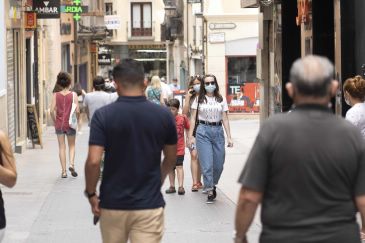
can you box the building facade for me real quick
[102,0,166,78]
[203,1,259,113]
[0,2,7,132]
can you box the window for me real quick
[131,3,152,36]
[226,56,258,113]
[105,2,113,15]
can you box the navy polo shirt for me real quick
[89,96,177,210]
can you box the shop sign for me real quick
[209,23,236,30]
[25,12,37,30]
[60,0,88,21]
[98,54,112,65]
[105,15,121,30]
[209,32,225,43]
[33,0,60,19]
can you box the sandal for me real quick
[178,187,185,195]
[69,166,78,177]
[192,184,199,192]
[165,186,176,194]
[197,182,203,189]
[61,171,67,178]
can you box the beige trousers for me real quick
[100,207,164,243]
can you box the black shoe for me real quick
[165,187,176,194]
[206,191,215,204]
[213,186,217,199]
[61,172,67,178]
[69,167,78,177]
[178,187,185,195]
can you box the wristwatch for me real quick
[84,190,97,199]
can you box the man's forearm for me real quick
[85,160,100,193]
[235,197,260,242]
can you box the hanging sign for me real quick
[60,0,88,21]
[24,12,37,29]
[33,0,60,19]
[98,54,112,65]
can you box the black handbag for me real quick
[192,101,200,137]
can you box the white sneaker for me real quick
[202,188,208,194]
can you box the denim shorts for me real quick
[55,128,76,136]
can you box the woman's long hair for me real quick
[198,74,223,103]
[150,76,162,90]
[188,75,203,102]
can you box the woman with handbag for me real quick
[0,130,17,241]
[188,74,233,204]
[182,75,203,192]
[50,72,79,178]
[146,76,164,105]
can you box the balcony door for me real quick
[131,2,152,36]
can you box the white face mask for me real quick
[193,84,200,93]
[205,84,216,93]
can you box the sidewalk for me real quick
[1,119,261,243]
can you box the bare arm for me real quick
[222,111,233,147]
[161,144,177,184]
[0,131,17,188]
[85,145,104,216]
[182,91,193,115]
[234,187,263,243]
[188,109,197,139]
[160,91,165,105]
[356,195,365,237]
[50,93,57,123]
[73,92,80,118]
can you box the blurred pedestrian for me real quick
[165,99,190,195]
[83,76,113,125]
[161,77,173,104]
[84,59,177,243]
[50,72,79,178]
[0,130,17,241]
[188,74,233,204]
[73,83,86,134]
[169,78,180,91]
[234,55,365,243]
[182,75,203,192]
[146,76,164,105]
[343,75,365,139]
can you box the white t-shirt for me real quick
[191,96,229,122]
[83,91,116,124]
[345,102,365,139]
[161,82,173,100]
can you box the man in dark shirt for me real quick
[234,55,365,243]
[84,59,177,243]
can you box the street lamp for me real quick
[164,1,177,17]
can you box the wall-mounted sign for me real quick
[209,32,225,43]
[209,23,236,30]
[60,0,87,21]
[25,12,37,29]
[98,54,112,65]
[33,0,60,19]
[105,15,121,30]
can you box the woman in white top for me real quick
[188,74,233,204]
[343,75,365,139]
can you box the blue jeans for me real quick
[195,124,225,191]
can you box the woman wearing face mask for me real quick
[188,74,233,204]
[182,75,203,192]
[343,75,365,140]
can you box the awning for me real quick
[241,0,259,8]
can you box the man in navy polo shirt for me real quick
[84,59,177,243]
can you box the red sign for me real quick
[25,12,37,29]
[227,83,260,113]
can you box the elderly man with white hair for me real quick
[234,55,365,243]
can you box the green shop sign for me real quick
[61,0,88,21]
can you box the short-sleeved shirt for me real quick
[191,96,229,122]
[346,102,365,139]
[146,87,162,105]
[89,96,177,210]
[239,104,365,243]
[175,114,190,155]
[83,91,114,125]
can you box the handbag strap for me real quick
[195,98,200,124]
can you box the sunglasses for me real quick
[205,81,215,86]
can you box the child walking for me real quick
[165,99,190,195]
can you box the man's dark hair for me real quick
[112,59,144,88]
[290,55,334,97]
[56,72,72,88]
[93,76,105,91]
[167,98,180,109]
